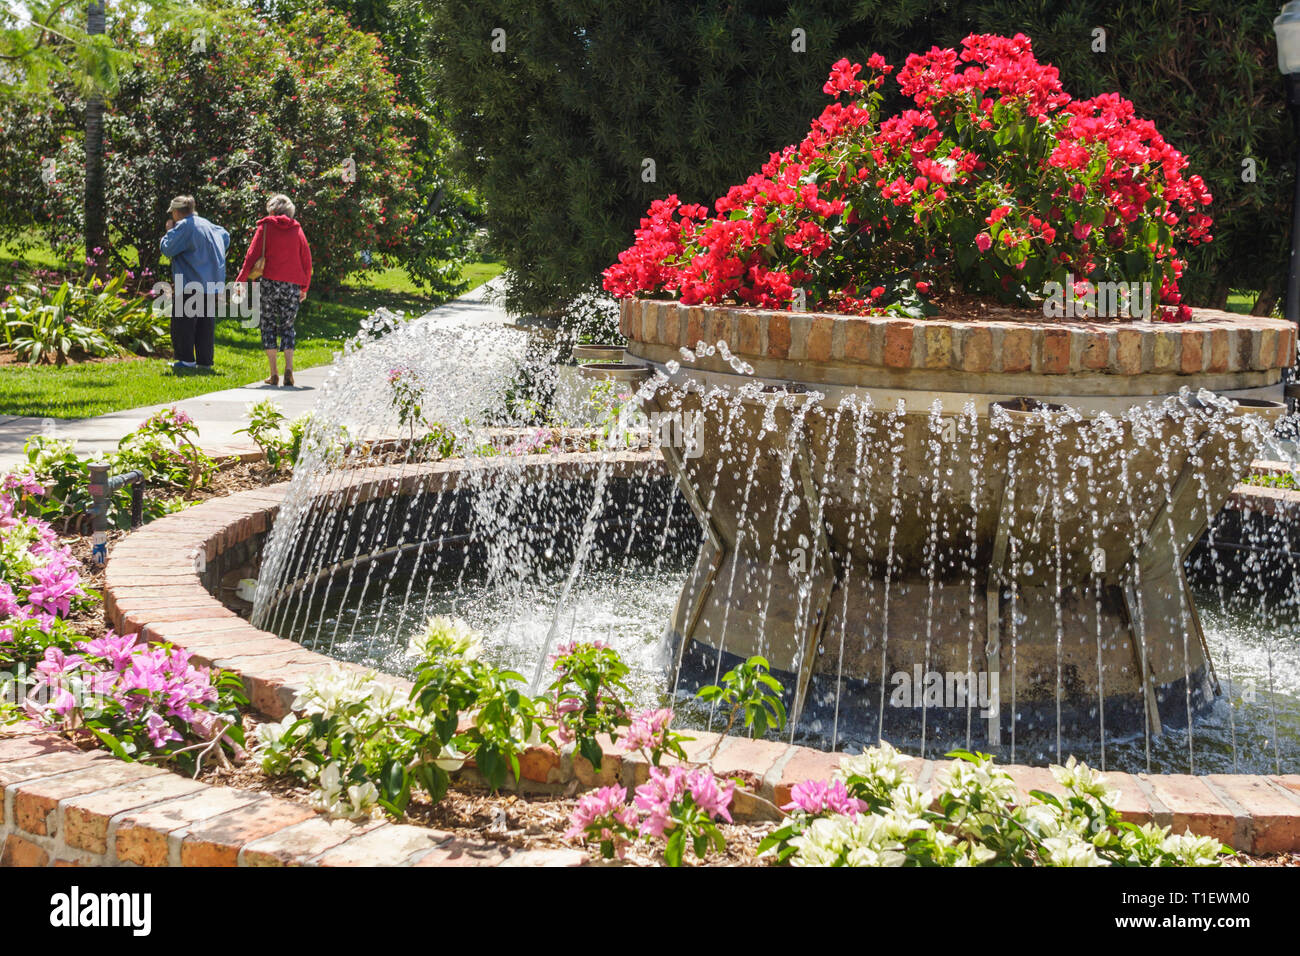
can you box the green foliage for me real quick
[545,640,634,771]
[1244,471,1298,490]
[8,435,182,533]
[758,744,1227,867]
[1,271,164,364]
[427,0,1291,315]
[257,616,547,819]
[3,6,449,295]
[696,654,787,741]
[409,616,548,793]
[234,399,302,472]
[116,407,216,492]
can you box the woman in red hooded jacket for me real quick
[235,193,313,387]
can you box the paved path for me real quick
[0,281,510,469]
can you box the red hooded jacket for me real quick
[235,215,313,294]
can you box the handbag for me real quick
[248,225,268,281]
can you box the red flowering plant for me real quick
[604,34,1211,322]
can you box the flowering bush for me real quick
[604,34,1210,321]
[116,407,216,492]
[566,766,735,866]
[17,632,247,774]
[545,640,634,771]
[0,478,90,626]
[258,616,547,818]
[759,744,1225,867]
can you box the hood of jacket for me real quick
[258,214,301,231]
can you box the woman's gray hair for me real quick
[266,193,296,218]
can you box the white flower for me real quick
[409,615,483,662]
[1159,830,1224,866]
[1050,755,1119,805]
[1041,834,1109,867]
[836,742,910,792]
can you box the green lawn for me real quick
[0,260,503,419]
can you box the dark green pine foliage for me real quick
[426,0,1292,318]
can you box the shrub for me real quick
[12,7,433,294]
[759,744,1226,867]
[116,407,216,492]
[19,632,248,775]
[605,36,1210,321]
[234,400,302,472]
[256,616,548,818]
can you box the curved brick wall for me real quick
[7,457,1300,866]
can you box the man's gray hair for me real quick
[266,193,295,218]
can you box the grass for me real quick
[0,253,503,419]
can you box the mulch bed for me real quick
[195,715,774,867]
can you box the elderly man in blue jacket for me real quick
[160,195,230,372]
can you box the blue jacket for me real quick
[160,214,231,293]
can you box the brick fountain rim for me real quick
[0,449,1267,863]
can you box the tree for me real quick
[4,7,428,293]
[424,0,1291,317]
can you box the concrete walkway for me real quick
[0,280,510,469]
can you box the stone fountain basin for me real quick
[620,299,1294,734]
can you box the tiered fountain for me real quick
[610,299,1292,756]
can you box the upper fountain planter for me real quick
[619,298,1293,749]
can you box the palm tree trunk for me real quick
[84,1,106,276]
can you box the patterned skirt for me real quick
[259,278,301,350]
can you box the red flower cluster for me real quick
[604,34,1210,321]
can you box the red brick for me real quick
[766,314,791,358]
[736,312,761,354]
[883,321,914,368]
[1208,775,1300,854]
[961,326,993,372]
[1041,328,1070,374]
[1001,327,1032,372]
[771,746,845,807]
[807,316,833,362]
[709,736,788,782]
[1207,329,1229,372]
[240,817,381,866]
[1279,327,1296,368]
[412,838,513,867]
[180,799,316,866]
[115,789,266,866]
[1,834,48,867]
[313,824,454,867]
[1141,773,1236,845]
[1105,772,1153,824]
[924,325,952,369]
[1180,329,1205,373]
[1081,331,1109,370]
[685,308,707,350]
[1114,328,1142,374]
[13,761,165,836]
[844,319,871,362]
[0,732,83,766]
[516,745,562,784]
[61,775,208,854]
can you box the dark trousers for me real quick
[171,292,218,366]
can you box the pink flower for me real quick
[781,778,866,817]
[623,707,674,754]
[975,232,992,252]
[25,564,84,617]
